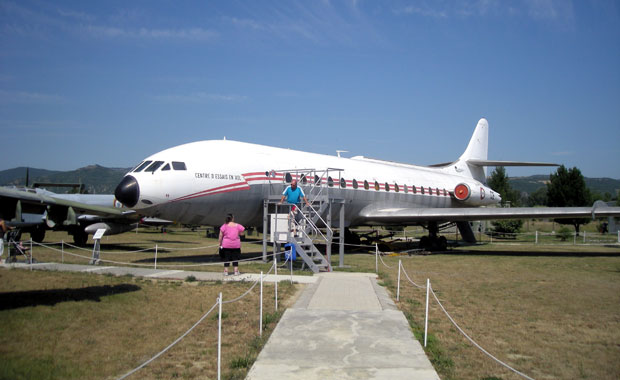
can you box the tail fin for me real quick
[453,118,489,182]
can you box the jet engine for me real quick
[452,183,499,206]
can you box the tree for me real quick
[487,166,521,207]
[487,166,523,233]
[546,165,592,235]
[527,187,548,206]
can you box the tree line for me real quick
[487,165,619,235]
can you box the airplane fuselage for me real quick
[115,139,500,227]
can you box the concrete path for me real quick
[246,272,440,380]
[0,262,317,284]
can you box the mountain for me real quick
[0,165,130,194]
[509,175,620,197]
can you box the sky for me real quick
[1,0,619,179]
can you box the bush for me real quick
[556,226,572,241]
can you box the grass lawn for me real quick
[0,268,300,380]
[340,245,620,379]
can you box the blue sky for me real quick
[1,0,619,178]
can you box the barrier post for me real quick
[396,260,401,302]
[61,240,64,263]
[424,279,430,348]
[274,256,278,312]
[217,292,222,380]
[375,243,378,274]
[618,230,619,243]
[290,255,293,284]
[535,231,538,244]
[259,271,263,337]
[154,244,158,270]
[583,231,586,244]
[573,232,576,245]
[30,238,33,266]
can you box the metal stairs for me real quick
[261,168,346,273]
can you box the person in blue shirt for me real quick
[279,180,310,227]
[280,179,309,206]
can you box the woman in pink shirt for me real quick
[218,214,245,276]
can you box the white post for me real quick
[490,231,493,244]
[535,231,538,244]
[274,256,278,312]
[260,271,263,337]
[424,279,430,348]
[217,292,222,380]
[618,230,620,243]
[396,260,401,302]
[574,232,576,245]
[30,238,33,266]
[154,244,158,270]
[583,231,586,244]
[290,254,293,284]
[61,240,64,263]
[375,243,378,273]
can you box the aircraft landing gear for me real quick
[419,222,448,251]
[71,229,88,246]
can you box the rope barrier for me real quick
[117,300,219,380]
[429,288,535,380]
[398,262,426,289]
[377,250,394,269]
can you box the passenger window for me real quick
[404,184,408,193]
[145,161,164,172]
[385,182,390,191]
[436,188,440,196]
[394,183,399,192]
[340,178,346,188]
[133,161,152,172]
[428,187,432,195]
[314,175,321,185]
[421,187,425,195]
[161,163,171,171]
[328,176,334,187]
[374,181,380,191]
[352,179,359,189]
[285,173,292,183]
[172,161,187,170]
[412,185,417,194]
[301,174,307,184]
[364,180,369,190]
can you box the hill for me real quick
[0,166,130,194]
[509,175,620,197]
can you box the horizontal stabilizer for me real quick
[467,159,558,167]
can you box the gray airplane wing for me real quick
[360,203,620,224]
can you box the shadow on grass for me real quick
[445,248,620,257]
[0,283,141,310]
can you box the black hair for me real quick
[226,214,234,223]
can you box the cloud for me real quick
[0,90,66,104]
[153,92,247,104]
[85,25,218,41]
[394,0,575,23]
[57,9,95,22]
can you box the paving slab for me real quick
[0,262,317,284]
[246,272,439,380]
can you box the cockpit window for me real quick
[172,161,187,170]
[161,163,171,171]
[145,161,164,173]
[133,160,152,172]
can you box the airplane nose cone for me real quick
[115,175,140,207]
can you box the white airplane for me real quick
[114,118,620,249]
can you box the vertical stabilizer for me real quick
[454,118,489,182]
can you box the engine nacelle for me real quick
[452,183,500,206]
[84,222,137,236]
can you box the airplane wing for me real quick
[0,186,127,218]
[360,203,620,224]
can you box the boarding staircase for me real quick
[262,168,346,273]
